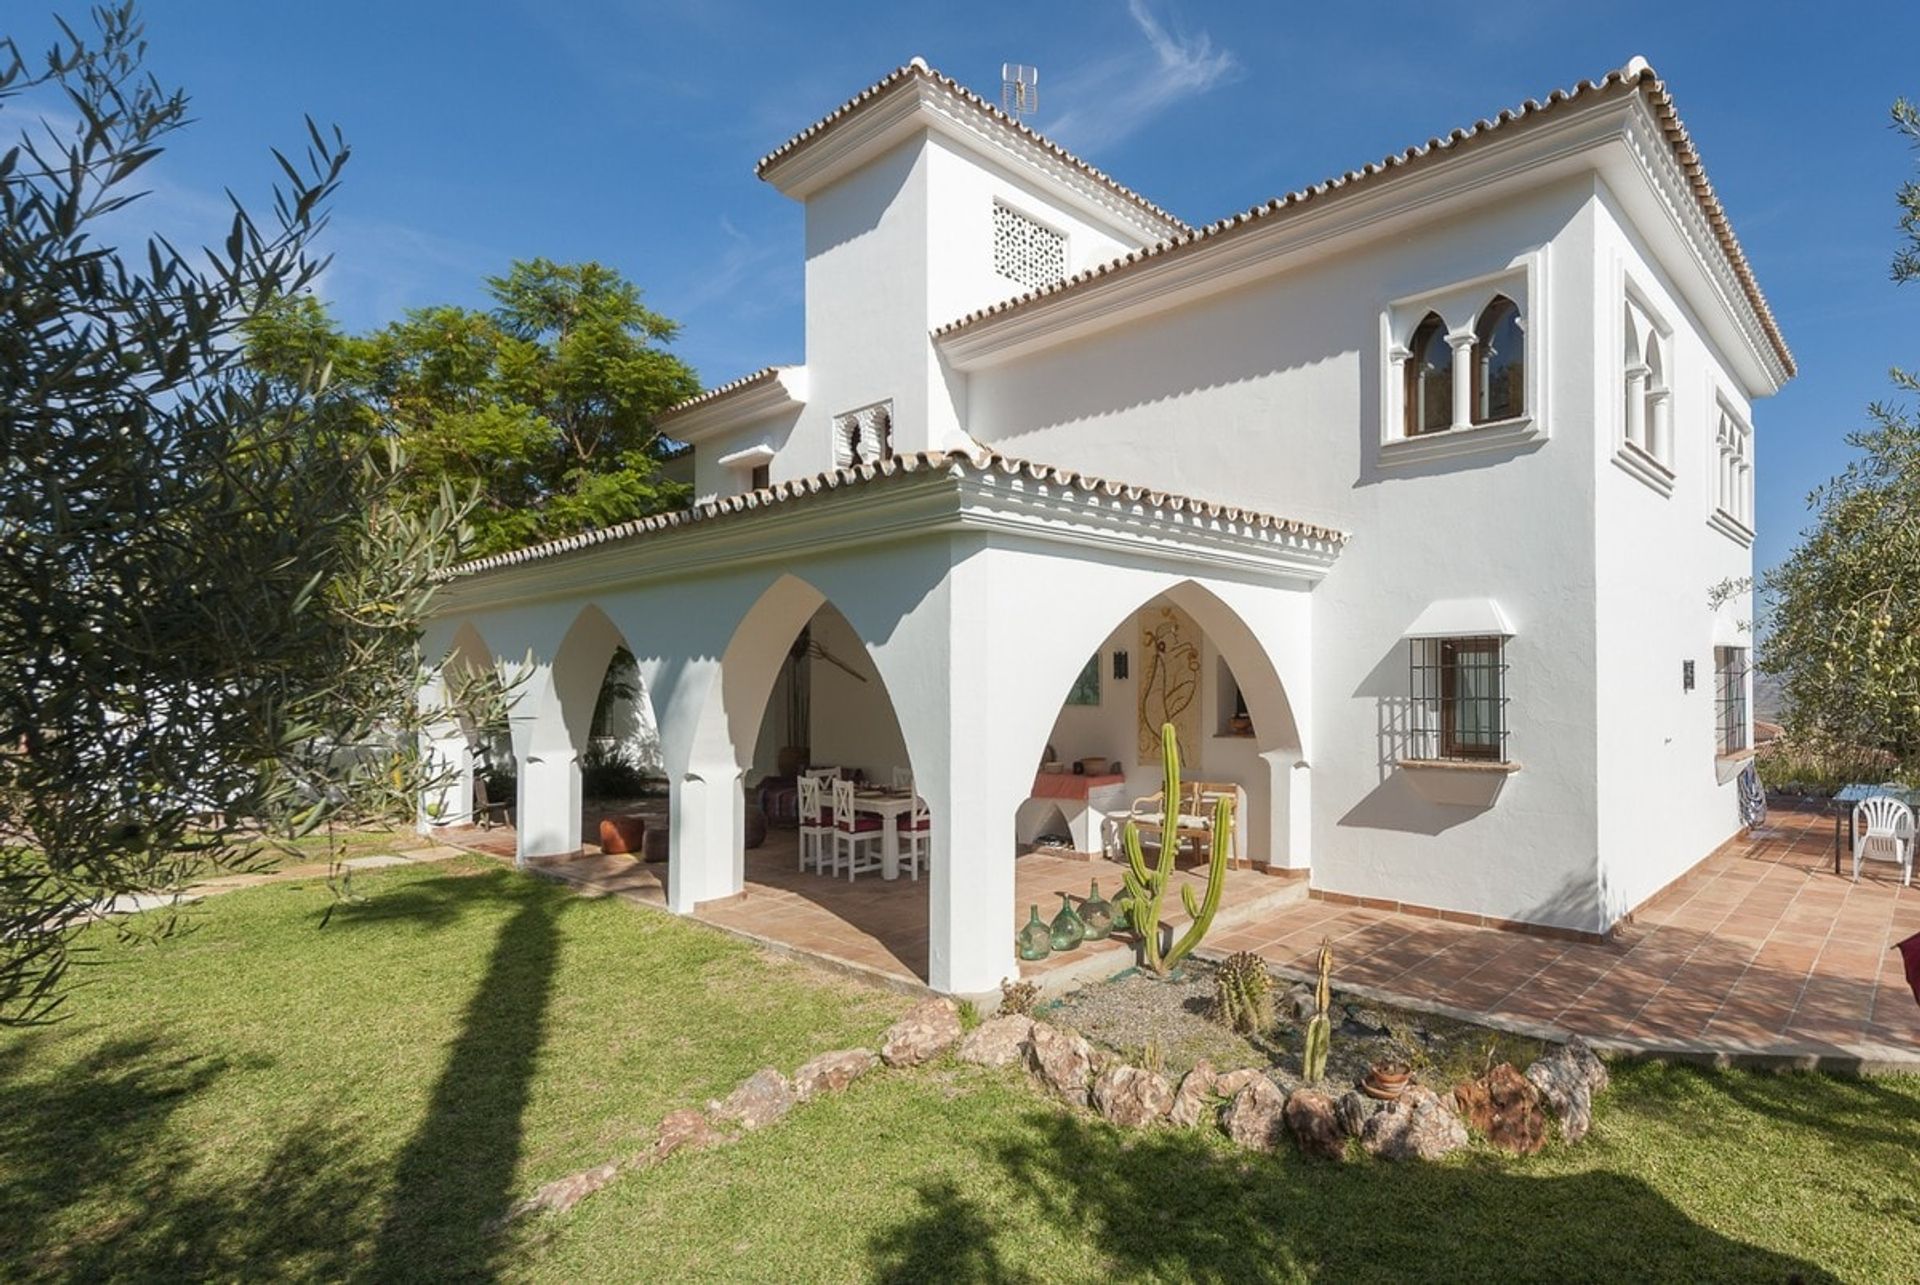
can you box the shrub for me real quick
[581,744,648,799]
[998,978,1041,1017]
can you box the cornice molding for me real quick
[1611,99,1790,393]
[659,366,807,442]
[761,75,1178,245]
[937,96,1628,370]
[437,460,1340,615]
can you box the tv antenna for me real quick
[1001,63,1039,117]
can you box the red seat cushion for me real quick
[906,817,931,831]
[837,816,882,833]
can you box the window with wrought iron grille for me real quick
[832,401,892,469]
[1714,646,1749,755]
[1408,636,1510,762]
[992,202,1066,290]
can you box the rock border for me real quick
[505,1002,1618,1223]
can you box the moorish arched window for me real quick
[1404,312,1452,436]
[1471,295,1525,423]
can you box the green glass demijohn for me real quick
[1049,892,1086,952]
[1017,905,1052,961]
[1079,879,1115,941]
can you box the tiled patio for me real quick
[451,820,1300,989]
[1212,807,1920,1063]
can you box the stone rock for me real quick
[507,1158,621,1221]
[1092,1064,1174,1128]
[1213,1067,1267,1098]
[1286,984,1318,1023]
[880,997,964,1068]
[1285,1088,1346,1160]
[957,1015,1035,1068]
[793,1048,878,1102]
[1360,1084,1468,1161]
[1220,1076,1288,1152]
[709,1067,795,1130]
[1169,1061,1218,1128]
[652,1108,717,1161]
[1452,1063,1547,1155]
[1525,1036,1610,1144]
[1337,1090,1383,1138]
[1027,1022,1096,1105]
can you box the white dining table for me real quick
[851,788,917,880]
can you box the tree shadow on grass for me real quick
[363,891,562,1281]
[870,1106,1836,1284]
[0,1031,383,1281]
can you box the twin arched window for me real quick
[1402,295,1525,437]
[1623,304,1670,464]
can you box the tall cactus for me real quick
[1302,937,1333,1082]
[1121,722,1229,977]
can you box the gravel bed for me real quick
[1040,958,1546,1093]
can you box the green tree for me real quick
[293,259,698,557]
[0,5,485,1022]
[1762,101,1920,768]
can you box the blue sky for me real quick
[7,1,1919,576]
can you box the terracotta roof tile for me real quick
[655,365,791,423]
[933,58,1793,378]
[756,57,1190,235]
[443,449,1344,579]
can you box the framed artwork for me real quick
[1065,654,1101,706]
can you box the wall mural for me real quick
[1138,604,1201,763]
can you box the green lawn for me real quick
[3,859,1917,1282]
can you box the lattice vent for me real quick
[992,202,1065,290]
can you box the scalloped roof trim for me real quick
[755,58,1190,235]
[932,59,1792,378]
[443,449,1346,579]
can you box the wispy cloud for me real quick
[1042,0,1241,154]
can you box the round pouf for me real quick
[640,823,669,864]
[743,804,768,851]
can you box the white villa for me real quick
[420,56,1792,997]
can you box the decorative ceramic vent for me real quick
[993,202,1066,290]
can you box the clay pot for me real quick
[598,815,646,855]
[1362,1061,1413,1101]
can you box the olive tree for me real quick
[1761,100,1920,770]
[0,5,488,1022]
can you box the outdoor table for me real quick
[1831,784,1920,876]
[851,787,918,880]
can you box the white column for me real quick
[516,747,580,864]
[667,765,743,912]
[1647,386,1672,464]
[419,724,474,831]
[1624,364,1648,450]
[1385,346,1410,442]
[1448,330,1476,430]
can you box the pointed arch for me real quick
[1404,311,1452,436]
[1471,294,1524,423]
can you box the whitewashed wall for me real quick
[962,177,1612,932]
[1590,185,1754,922]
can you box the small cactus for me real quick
[1211,950,1275,1035]
[1301,938,1333,1082]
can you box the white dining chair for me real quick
[900,791,929,881]
[796,774,831,873]
[1852,795,1914,886]
[830,776,883,880]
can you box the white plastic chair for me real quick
[900,792,929,881]
[1852,795,1914,886]
[830,777,883,880]
[797,774,831,873]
